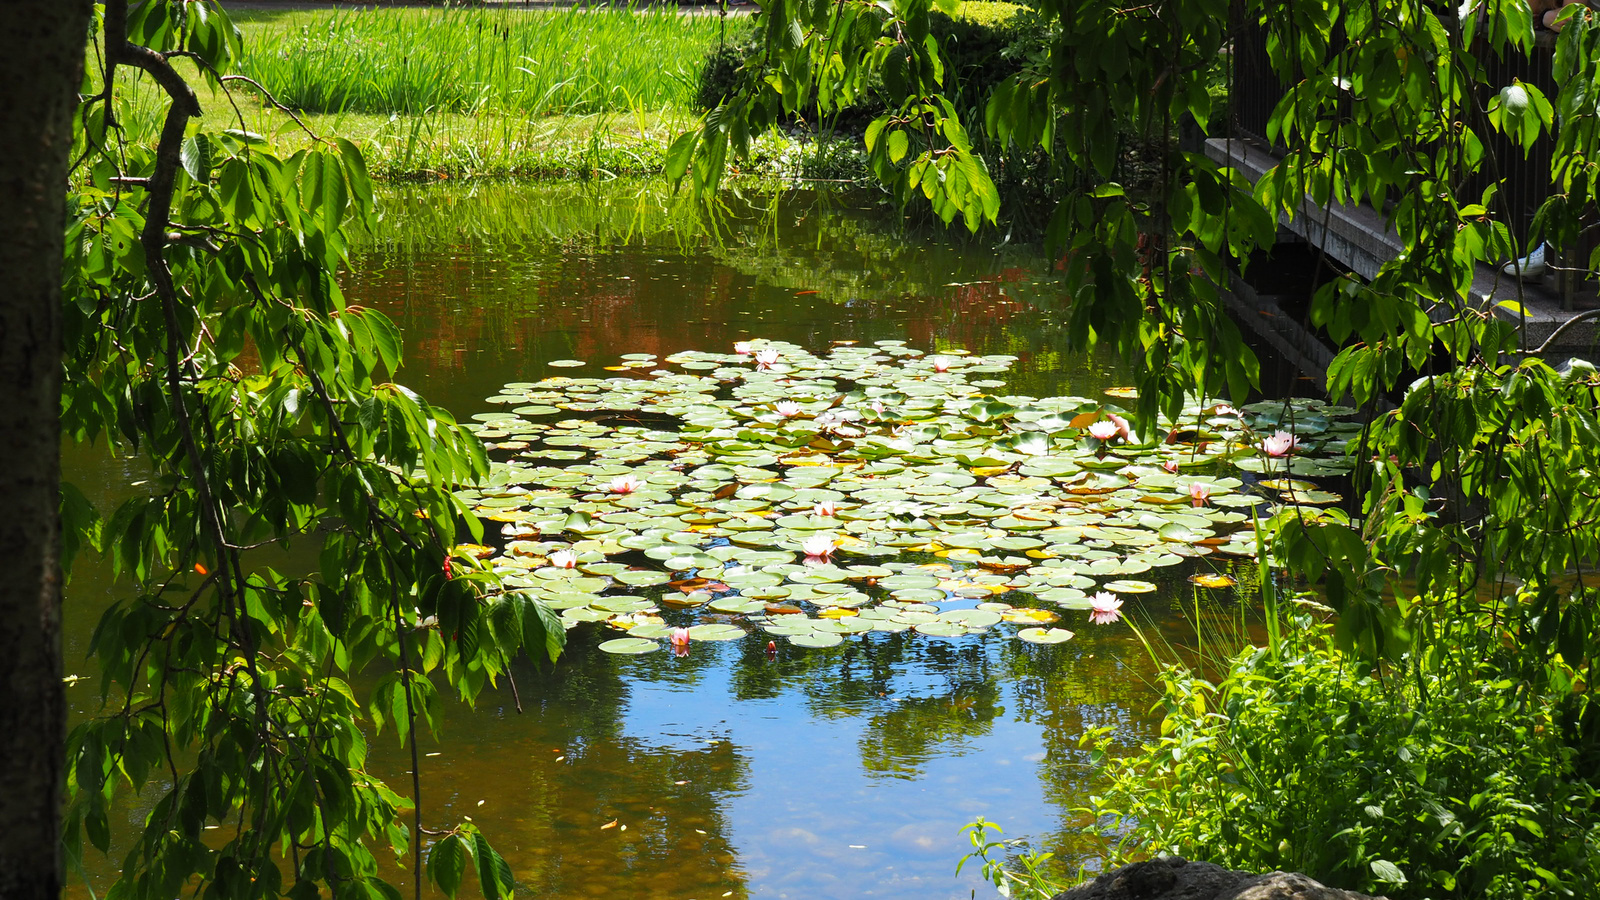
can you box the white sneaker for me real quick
[1502,243,1548,279]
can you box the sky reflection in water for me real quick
[65,181,1230,900]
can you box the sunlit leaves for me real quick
[64,5,539,899]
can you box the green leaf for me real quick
[664,130,700,186]
[1368,859,1407,884]
[887,130,909,164]
[181,133,214,183]
[472,831,514,900]
[427,834,467,898]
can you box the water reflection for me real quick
[346,182,1118,416]
[65,180,1259,900]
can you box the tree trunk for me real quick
[0,4,90,899]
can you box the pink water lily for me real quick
[1089,591,1124,625]
[549,548,578,569]
[1257,430,1300,458]
[775,400,803,417]
[1162,459,1181,474]
[814,500,837,517]
[734,341,753,355]
[671,627,691,657]
[1188,481,1212,505]
[931,356,953,373]
[755,349,780,370]
[802,533,837,561]
[1088,420,1120,441]
[608,474,643,494]
[1108,413,1132,441]
[869,399,886,417]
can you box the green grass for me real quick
[234,6,730,117]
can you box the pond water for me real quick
[65,181,1283,900]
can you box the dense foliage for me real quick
[679,0,1600,890]
[64,3,560,899]
[1090,626,1600,896]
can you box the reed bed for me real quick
[237,6,731,117]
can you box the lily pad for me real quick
[789,632,845,648]
[1104,579,1158,594]
[688,623,747,641]
[597,637,658,655]
[1017,627,1076,644]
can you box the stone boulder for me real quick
[1050,857,1386,900]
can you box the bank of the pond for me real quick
[110,4,825,182]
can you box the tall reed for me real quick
[237,6,726,117]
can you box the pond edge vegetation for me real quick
[50,0,1600,899]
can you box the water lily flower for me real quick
[608,474,643,494]
[869,399,886,417]
[814,500,837,517]
[755,349,780,370]
[1089,591,1124,625]
[1088,420,1120,441]
[734,341,753,355]
[775,400,803,417]
[802,533,837,561]
[931,356,953,373]
[1257,430,1299,458]
[1162,459,1181,474]
[549,548,578,569]
[1108,413,1132,441]
[671,627,691,657]
[1210,404,1240,417]
[1188,482,1212,505]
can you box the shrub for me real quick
[692,1,1032,118]
[1086,629,1600,899]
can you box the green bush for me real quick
[693,2,1032,118]
[1087,630,1600,899]
[933,1,1032,115]
[694,26,759,112]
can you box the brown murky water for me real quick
[65,182,1257,900]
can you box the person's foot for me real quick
[1502,243,1548,279]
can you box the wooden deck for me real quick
[1205,138,1598,355]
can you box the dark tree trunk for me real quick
[0,4,90,899]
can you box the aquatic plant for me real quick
[454,340,1357,654]
[1088,592,1124,625]
[1257,431,1299,458]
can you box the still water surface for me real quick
[65,182,1249,900]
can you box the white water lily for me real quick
[1088,420,1120,441]
[608,474,643,494]
[1258,430,1299,457]
[755,348,780,369]
[802,533,837,560]
[1089,592,1124,625]
[775,400,803,417]
[549,548,578,568]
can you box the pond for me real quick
[64,181,1320,900]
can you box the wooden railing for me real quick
[1228,12,1560,248]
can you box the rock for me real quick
[1050,857,1386,900]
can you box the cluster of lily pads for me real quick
[452,341,1360,654]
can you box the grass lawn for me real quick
[109,5,736,179]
